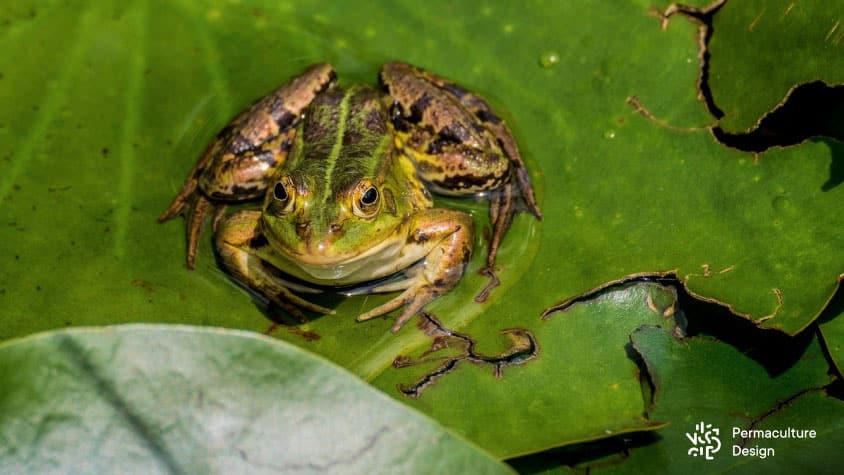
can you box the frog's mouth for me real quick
[292,236,406,280]
[261,217,416,282]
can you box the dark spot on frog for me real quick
[416,160,444,175]
[101,147,109,156]
[248,233,269,249]
[316,88,345,107]
[440,82,469,99]
[273,109,296,130]
[474,109,502,125]
[342,130,363,146]
[436,170,501,190]
[439,122,471,143]
[302,118,328,143]
[229,184,261,197]
[36,285,41,291]
[389,103,411,132]
[408,229,430,244]
[364,108,387,135]
[408,93,433,123]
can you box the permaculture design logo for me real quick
[686,421,721,460]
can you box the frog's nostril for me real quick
[295,221,311,239]
[329,223,342,233]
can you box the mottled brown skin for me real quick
[160,62,541,331]
[159,63,337,268]
[380,62,542,300]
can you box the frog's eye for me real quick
[352,182,380,219]
[361,187,378,206]
[270,179,295,214]
[273,182,288,201]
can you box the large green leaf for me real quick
[0,325,512,474]
[591,327,842,473]
[1,0,842,467]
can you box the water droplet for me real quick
[539,50,560,68]
[604,130,616,139]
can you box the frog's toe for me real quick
[356,297,405,323]
[355,285,439,332]
[390,294,433,333]
[184,195,214,270]
[271,289,335,317]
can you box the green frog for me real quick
[160,62,541,332]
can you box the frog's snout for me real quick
[305,221,345,256]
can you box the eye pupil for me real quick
[361,187,378,205]
[273,182,288,201]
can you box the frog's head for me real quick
[260,171,408,268]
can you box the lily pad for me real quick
[707,0,844,133]
[562,326,841,473]
[0,325,512,474]
[368,282,679,459]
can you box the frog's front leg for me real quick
[159,63,336,269]
[215,210,335,321]
[381,62,541,302]
[356,208,474,332]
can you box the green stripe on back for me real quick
[288,85,391,208]
[320,89,352,205]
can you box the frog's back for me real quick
[287,85,393,203]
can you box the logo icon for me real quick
[686,421,721,460]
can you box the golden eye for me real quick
[270,178,295,213]
[352,181,380,218]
